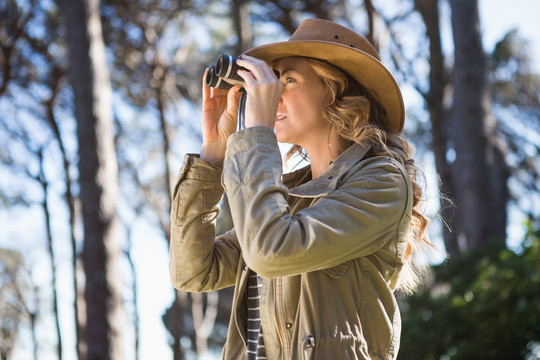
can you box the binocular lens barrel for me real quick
[216,55,244,82]
[206,54,280,91]
[205,65,234,90]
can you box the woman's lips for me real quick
[276,113,286,122]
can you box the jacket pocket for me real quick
[323,260,351,278]
[302,335,315,360]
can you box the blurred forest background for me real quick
[1,0,539,359]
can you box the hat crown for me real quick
[288,19,380,61]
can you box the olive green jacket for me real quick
[170,127,412,359]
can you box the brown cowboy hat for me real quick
[243,18,405,133]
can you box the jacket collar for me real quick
[284,143,372,198]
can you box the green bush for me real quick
[398,223,540,360]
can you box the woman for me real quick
[170,19,433,359]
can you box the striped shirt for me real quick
[246,272,266,360]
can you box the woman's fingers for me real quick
[236,55,279,83]
[225,86,241,118]
[233,56,282,129]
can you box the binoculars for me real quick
[206,54,280,91]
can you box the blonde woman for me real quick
[170,19,433,360]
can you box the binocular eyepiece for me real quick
[206,54,279,91]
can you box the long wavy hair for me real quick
[286,57,435,294]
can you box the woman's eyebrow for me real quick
[278,68,296,76]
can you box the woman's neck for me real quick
[305,132,350,179]
[309,153,334,179]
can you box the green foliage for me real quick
[399,222,540,360]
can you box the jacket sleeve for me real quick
[222,127,411,279]
[169,154,241,292]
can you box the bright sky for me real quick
[480,0,540,71]
[4,1,540,359]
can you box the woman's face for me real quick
[274,57,329,147]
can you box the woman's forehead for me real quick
[273,56,305,69]
[275,57,320,78]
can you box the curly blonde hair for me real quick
[287,57,434,294]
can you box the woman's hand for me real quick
[236,55,283,129]
[200,68,242,161]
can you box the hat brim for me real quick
[244,40,405,133]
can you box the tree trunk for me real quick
[414,0,461,258]
[163,292,188,360]
[449,0,508,251]
[364,0,378,50]
[60,0,124,358]
[124,230,140,360]
[37,149,63,360]
[232,0,254,54]
[192,291,219,357]
[44,78,85,360]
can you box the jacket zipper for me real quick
[274,278,291,357]
[302,335,315,360]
